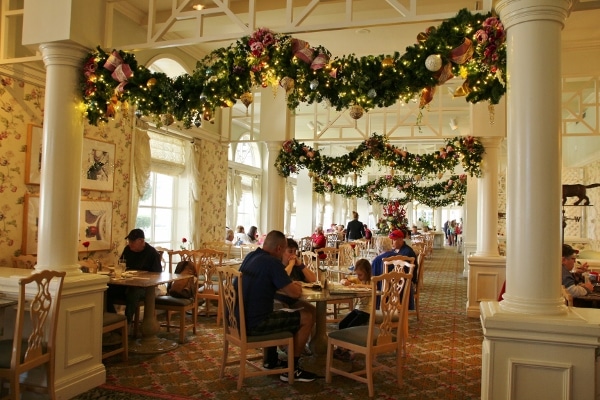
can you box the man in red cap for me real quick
[371,229,418,308]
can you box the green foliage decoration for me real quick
[276,133,483,208]
[79,9,505,128]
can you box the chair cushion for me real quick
[328,326,398,347]
[155,295,194,306]
[103,312,127,326]
[246,331,293,343]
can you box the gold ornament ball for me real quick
[349,105,364,120]
[147,77,157,88]
[381,57,394,68]
[240,92,254,108]
[389,161,396,167]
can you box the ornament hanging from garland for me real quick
[425,54,443,72]
[80,9,506,128]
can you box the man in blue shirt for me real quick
[238,230,316,382]
[371,229,418,308]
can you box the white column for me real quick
[497,1,566,315]
[480,2,600,400]
[474,137,502,257]
[433,207,442,232]
[265,142,286,232]
[462,176,478,274]
[405,202,413,227]
[36,42,88,275]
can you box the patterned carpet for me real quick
[74,246,482,400]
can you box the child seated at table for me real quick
[334,258,372,361]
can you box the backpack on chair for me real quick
[168,260,197,298]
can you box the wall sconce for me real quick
[449,117,458,131]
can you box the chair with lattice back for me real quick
[155,250,200,343]
[218,267,294,389]
[194,248,225,325]
[326,269,412,397]
[298,236,312,253]
[0,270,66,400]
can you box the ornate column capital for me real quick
[496,0,572,30]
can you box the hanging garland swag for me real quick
[277,134,484,208]
[80,8,503,208]
[80,8,505,128]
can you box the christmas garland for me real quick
[275,134,484,178]
[276,133,483,208]
[313,174,468,208]
[80,9,505,128]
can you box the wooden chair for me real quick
[325,270,412,398]
[239,244,259,258]
[205,241,232,259]
[194,249,225,325]
[298,236,312,253]
[337,243,355,269]
[102,312,128,361]
[561,285,574,307]
[155,273,198,343]
[325,233,339,248]
[218,267,294,389]
[411,251,425,321]
[302,251,319,277]
[379,257,415,355]
[155,246,171,271]
[11,255,37,269]
[0,270,66,400]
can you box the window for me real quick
[136,131,190,249]
[137,172,175,247]
[227,134,262,231]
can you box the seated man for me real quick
[562,243,593,306]
[106,228,162,325]
[265,238,317,364]
[371,229,418,308]
[239,230,316,382]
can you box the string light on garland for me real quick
[275,134,484,179]
[79,8,505,128]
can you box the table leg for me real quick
[311,301,328,355]
[129,286,179,354]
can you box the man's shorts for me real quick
[247,310,301,336]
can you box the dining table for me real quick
[300,283,371,355]
[107,271,190,354]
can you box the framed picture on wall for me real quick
[81,138,115,192]
[79,199,112,252]
[25,124,42,185]
[22,193,40,255]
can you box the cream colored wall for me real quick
[0,69,135,267]
[0,67,230,266]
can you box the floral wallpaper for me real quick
[197,139,228,245]
[0,70,134,268]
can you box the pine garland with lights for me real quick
[80,9,505,128]
[275,134,484,179]
[313,173,468,208]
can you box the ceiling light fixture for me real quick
[192,3,205,10]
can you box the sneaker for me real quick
[263,358,288,369]
[280,368,317,382]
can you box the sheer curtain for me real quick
[131,128,151,226]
